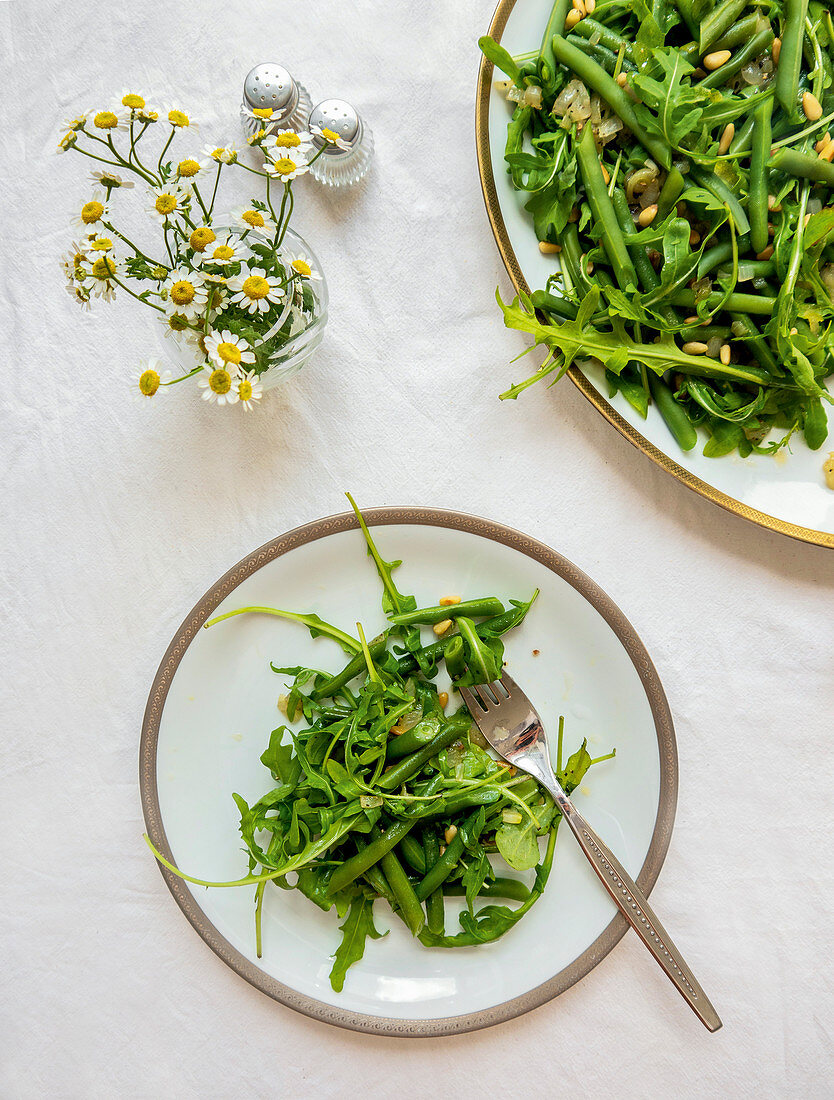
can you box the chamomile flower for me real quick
[263,129,313,156]
[164,106,196,129]
[61,240,89,280]
[193,233,249,268]
[176,156,209,180]
[311,124,351,150]
[92,109,129,131]
[204,329,256,372]
[146,184,190,223]
[285,250,322,281]
[162,267,208,319]
[230,206,274,236]
[188,226,216,253]
[120,91,146,112]
[137,106,159,124]
[203,144,238,164]
[72,191,108,229]
[132,358,171,401]
[162,312,197,342]
[264,148,309,181]
[57,131,78,153]
[247,128,268,147]
[86,235,115,254]
[242,103,279,126]
[66,282,91,309]
[226,265,284,315]
[90,169,135,190]
[197,366,236,405]
[235,371,263,411]
[64,111,91,132]
[88,254,122,301]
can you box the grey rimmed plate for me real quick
[140,507,677,1035]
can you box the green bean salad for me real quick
[481,0,834,458]
[147,496,614,991]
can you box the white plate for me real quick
[141,507,677,1035]
[476,0,834,548]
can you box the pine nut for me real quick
[568,205,580,222]
[390,724,404,736]
[756,245,774,260]
[703,50,731,71]
[438,691,449,708]
[790,327,798,336]
[682,342,709,355]
[444,825,458,845]
[571,0,586,13]
[720,344,731,365]
[821,142,834,163]
[439,596,461,606]
[585,259,594,274]
[772,37,781,64]
[565,9,582,29]
[601,164,610,184]
[814,133,831,153]
[718,123,735,154]
[767,194,781,212]
[804,212,812,228]
[684,315,700,324]
[803,92,823,122]
[586,0,596,11]
[689,230,700,246]
[433,618,453,636]
[616,72,628,87]
[539,241,562,254]
[638,204,658,227]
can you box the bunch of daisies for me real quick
[59,93,337,410]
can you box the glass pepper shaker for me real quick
[308,99,374,187]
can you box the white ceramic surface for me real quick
[484,0,834,543]
[153,519,666,1023]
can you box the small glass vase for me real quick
[159,226,327,392]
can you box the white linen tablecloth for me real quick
[2,1,833,1096]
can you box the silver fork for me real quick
[459,671,722,1032]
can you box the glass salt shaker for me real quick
[240,64,312,139]
[308,99,374,187]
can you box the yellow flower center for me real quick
[81,201,104,224]
[59,132,77,149]
[321,127,341,143]
[155,193,178,215]
[189,227,216,251]
[212,245,234,260]
[89,237,113,252]
[217,341,242,365]
[273,131,301,147]
[291,259,312,278]
[210,147,225,160]
[168,109,190,127]
[241,209,265,228]
[139,369,160,396]
[91,256,116,279]
[242,275,270,300]
[171,280,196,305]
[178,159,201,177]
[272,156,297,176]
[168,313,190,331]
[209,369,232,394]
[69,117,86,131]
[140,110,159,122]
[94,111,119,129]
[252,107,273,118]
[122,93,145,109]
[239,380,253,401]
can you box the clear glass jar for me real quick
[159,225,327,391]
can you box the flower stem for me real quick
[111,275,166,312]
[208,163,222,216]
[157,127,175,179]
[102,221,168,271]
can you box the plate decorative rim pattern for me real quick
[475,0,834,550]
[140,506,678,1036]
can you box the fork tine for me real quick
[473,684,498,709]
[497,670,517,695]
[458,684,480,715]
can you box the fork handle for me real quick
[556,796,722,1032]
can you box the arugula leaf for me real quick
[631,47,709,149]
[329,895,387,992]
[478,35,523,84]
[495,818,540,871]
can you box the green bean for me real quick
[728,114,756,157]
[539,0,571,89]
[570,17,635,61]
[750,98,773,255]
[444,635,466,681]
[700,27,775,90]
[389,597,504,627]
[679,324,733,340]
[769,147,834,186]
[776,0,810,116]
[507,106,532,189]
[648,373,698,451]
[656,167,685,223]
[668,289,776,316]
[698,236,751,278]
[699,0,748,54]
[559,222,585,286]
[671,0,699,38]
[358,847,397,908]
[576,125,638,290]
[398,833,427,875]
[415,818,472,901]
[377,713,471,791]
[380,849,424,935]
[327,818,418,894]
[729,313,780,373]
[395,604,528,675]
[423,831,445,934]
[611,188,681,328]
[424,787,503,818]
[714,12,769,52]
[386,714,441,760]
[443,878,531,903]
[689,167,750,235]
[565,34,635,76]
[718,259,776,281]
[311,635,387,699]
[550,34,671,168]
[530,289,579,320]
